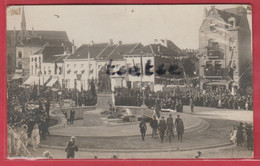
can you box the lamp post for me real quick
[140,51,148,117]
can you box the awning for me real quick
[12,74,22,80]
[23,75,50,86]
[46,77,60,87]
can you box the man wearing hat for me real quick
[167,114,174,142]
[175,115,184,142]
[65,136,78,159]
[158,116,167,143]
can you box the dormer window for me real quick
[228,17,236,28]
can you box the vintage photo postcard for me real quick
[6,4,253,159]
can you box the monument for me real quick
[83,66,113,126]
[96,66,114,110]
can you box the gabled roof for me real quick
[66,43,108,60]
[102,43,143,60]
[44,54,69,63]
[67,42,143,60]
[128,43,182,57]
[33,45,65,62]
[216,7,247,26]
[6,30,70,47]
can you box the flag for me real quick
[140,53,144,78]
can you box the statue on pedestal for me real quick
[97,66,111,93]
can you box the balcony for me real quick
[204,68,225,78]
[206,46,224,59]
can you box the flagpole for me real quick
[140,51,147,116]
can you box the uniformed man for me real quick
[65,136,78,159]
[158,116,167,143]
[139,118,147,141]
[175,115,184,142]
[150,116,158,138]
[167,114,174,142]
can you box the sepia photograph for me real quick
[6,4,253,159]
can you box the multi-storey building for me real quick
[23,45,69,89]
[199,6,252,92]
[64,40,143,91]
[7,7,72,79]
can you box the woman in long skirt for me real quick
[31,124,40,151]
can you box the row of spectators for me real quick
[114,87,253,111]
[230,122,253,150]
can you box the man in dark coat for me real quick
[158,116,167,143]
[70,110,75,124]
[175,115,184,142]
[150,116,158,138]
[236,122,244,146]
[45,100,50,118]
[65,136,78,159]
[167,114,174,142]
[246,123,253,150]
[139,118,147,141]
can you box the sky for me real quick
[6,5,252,49]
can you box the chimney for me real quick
[158,45,161,53]
[118,41,122,45]
[71,40,76,54]
[64,47,71,55]
[109,39,113,45]
[91,40,95,45]
[154,39,158,44]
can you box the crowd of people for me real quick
[7,81,52,156]
[114,86,253,111]
[230,122,254,150]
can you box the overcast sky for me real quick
[6,5,252,49]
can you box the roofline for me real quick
[95,43,109,59]
[106,44,119,60]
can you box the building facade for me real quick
[64,40,143,91]
[199,6,252,91]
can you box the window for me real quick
[215,61,221,70]
[67,64,70,68]
[228,17,236,28]
[74,64,76,69]
[48,67,51,75]
[18,51,22,58]
[229,38,236,51]
[18,62,22,69]
[59,67,62,75]
[206,61,213,68]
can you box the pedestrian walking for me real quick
[175,115,184,142]
[167,114,174,142]
[158,116,167,143]
[65,136,78,159]
[139,118,147,141]
[150,116,158,138]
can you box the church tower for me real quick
[19,6,30,41]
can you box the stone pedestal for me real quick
[96,93,113,111]
[83,112,103,126]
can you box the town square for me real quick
[6,5,253,159]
